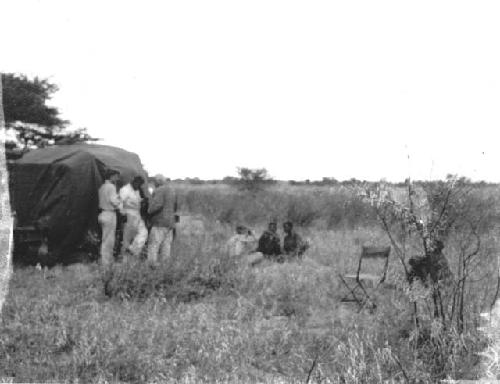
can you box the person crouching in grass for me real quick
[283,221,309,261]
[226,225,257,257]
[256,220,283,262]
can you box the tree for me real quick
[236,167,273,192]
[2,73,97,158]
[321,177,339,186]
[0,73,14,314]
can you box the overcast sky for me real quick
[1,1,499,181]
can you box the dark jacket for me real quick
[283,231,309,258]
[147,185,177,229]
[257,230,281,260]
[408,251,453,285]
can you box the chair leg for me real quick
[339,275,379,312]
[339,275,363,307]
[356,280,377,312]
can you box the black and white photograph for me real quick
[1,1,500,382]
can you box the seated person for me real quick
[408,240,453,286]
[226,225,258,257]
[283,221,309,260]
[256,221,282,262]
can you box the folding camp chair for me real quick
[339,246,391,311]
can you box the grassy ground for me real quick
[0,214,491,383]
[3,180,500,383]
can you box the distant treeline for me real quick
[150,176,498,188]
[167,181,500,232]
[175,185,377,230]
[159,174,500,233]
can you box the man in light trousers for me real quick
[98,169,121,266]
[119,176,148,261]
[147,175,177,265]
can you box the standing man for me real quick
[147,175,178,265]
[119,176,148,261]
[98,169,121,266]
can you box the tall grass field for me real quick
[1,182,500,383]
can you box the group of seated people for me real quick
[226,220,310,264]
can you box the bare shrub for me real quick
[358,175,492,380]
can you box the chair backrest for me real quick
[361,246,391,259]
[357,246,391,283]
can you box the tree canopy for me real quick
[236,167,274,192]
[2,73,98,159]
[3,73,68,129]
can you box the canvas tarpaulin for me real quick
[9,144,148,263]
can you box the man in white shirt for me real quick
[98,169,121,266]
[119,175,148,261]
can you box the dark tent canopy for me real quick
[9,144,149,264]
